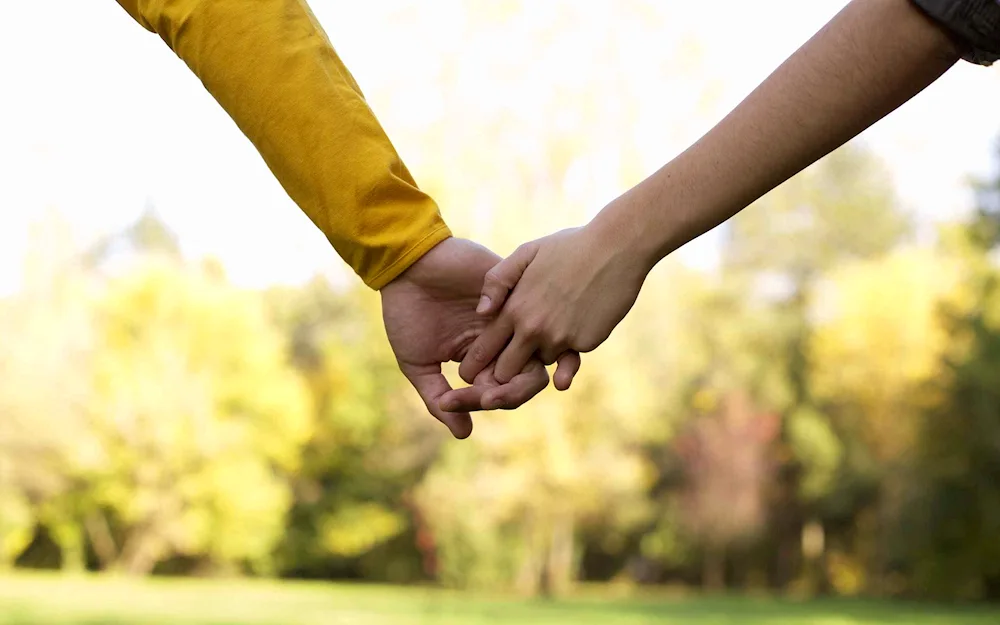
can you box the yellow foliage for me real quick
[320,504,406,559]
[827,551,866,597]
[85,258,312,567]
[810,250,960,461]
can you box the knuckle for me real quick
[505,300,526,320]
[469,342,491,365]
[549,329,570,349]
[490,266,518,290]
[520,317,544,339]
[483,269,504,288]
[576,336,601,353]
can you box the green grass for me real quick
[1,573,998,625]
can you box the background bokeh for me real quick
[2,1,1000,623]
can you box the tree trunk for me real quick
[703,542,726,591]
[543,514,575,597]
[115,529,161,576]
[84,512,118,570]
[516,516,543,597]
[775,286,810,591]
[800,519,826,596]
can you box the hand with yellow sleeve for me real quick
[114,0,580,437]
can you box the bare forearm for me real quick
[598,0,962,267]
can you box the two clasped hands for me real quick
[382,200,650,439]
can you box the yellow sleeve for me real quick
[114,0,451,289]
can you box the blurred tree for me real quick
[912,276,1000,599]
[0,211,99,572]
[410,271,704,595]
[810,250,959,594]
[127,204,182,258]
[415,263,770,596]
[907,152,1000,599]
[636,270,791,589]
[675,391,779,590]
[416,374,656,596]
[82,203,181,271]
[811,251,956,466]
[265,279,439,583]
[83,258,311,575]
[725,144,909,285]
[722,143,910,590]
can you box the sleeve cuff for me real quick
[365,225,453,290]
[911,0,1000,65]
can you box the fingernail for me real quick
[476,295,491,314]
[486,397,505,410]
[441,398,459,412]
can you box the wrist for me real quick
[594,139,754,274]
[585,195,659,282]
[589,174,685,275]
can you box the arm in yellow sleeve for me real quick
[114,0,451,289]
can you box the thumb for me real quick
[477,241,539,315]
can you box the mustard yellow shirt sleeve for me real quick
[115,0,451,289]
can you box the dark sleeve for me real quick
[911,0,1000,65]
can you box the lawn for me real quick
[1,573,998,625]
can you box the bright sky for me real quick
[1,1,998,295]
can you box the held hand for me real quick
[455,222,648,388]
[381,237,581,439]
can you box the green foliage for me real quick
[786,407,842,505]
[908,267,1000,599]
[0,488,33,569]
[263,281,433,579]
